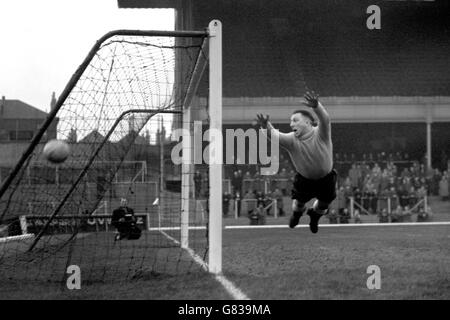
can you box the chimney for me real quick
[50,92,57,111]
[1,95,5,117]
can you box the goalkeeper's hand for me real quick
[302,91,319,109]
[255,114,269,129]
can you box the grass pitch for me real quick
[0,224,449,299]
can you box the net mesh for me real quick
[0,31,211,294]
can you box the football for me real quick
[42,139,70,164]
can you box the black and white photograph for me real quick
[0,0,449,304]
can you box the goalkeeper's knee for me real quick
[292,199,306,213]
[313,199,330,215]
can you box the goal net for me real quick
[0,21,222,297]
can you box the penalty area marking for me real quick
[159,230,250,300]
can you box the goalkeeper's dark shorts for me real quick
[291,169,337,204]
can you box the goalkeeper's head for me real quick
[120,198,128,207]
[290,109,317,137]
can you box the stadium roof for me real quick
[118,0,450,97]
[0,98,48,119]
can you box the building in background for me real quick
[0,95,58,168]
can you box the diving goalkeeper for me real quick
[256,91,337,233]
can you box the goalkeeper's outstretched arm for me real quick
[302,91,331,141]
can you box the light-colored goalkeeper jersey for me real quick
[274,126,333,180]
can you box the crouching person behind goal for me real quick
[256,91,337,233]
[111,198,142,241]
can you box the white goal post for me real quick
[208,20,223,274]
[180,20,222,274]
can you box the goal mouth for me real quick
[0,21,222,295]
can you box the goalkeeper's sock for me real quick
[289,205,306,229]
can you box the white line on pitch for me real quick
[0,233,34,244]
[158,230,250,300]
[150,221,450,232]
[224,221,450,229]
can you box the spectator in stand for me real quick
[243,189,257,217]
[202,174,209,198]
[327,209,339,224]
[439,174,449,201]
[402,205,413,222]
[401,167,410,179]
[353,209,362,223]
[248,200,267,225]
[380,169,390,192]
[372,163,381,175]
[372,171,381,193]
[336,186,347,216]
[416,186,427,210]
[402,176,412,192]
[271,188,285,217]
[252,170,264,194]
[397,184,409,208]
[278,168,289,195]
[419,164,427,179]
[223,191,231,217]
[408,186,418,210]
[344,185,353,209]
[339,208,350,224]
[370,189,379,215]
[431,169,442,196]
[448,173,450,202]
[419,177,428,194]
[386,177,396,191]
[231,171,243,198]
[361,166,371,187]
[387,186,399,210]
[353,188,362,212]
[417,206,432,222]
[255,191,267,212]
[348,164,361,190]
[391,205,403,223]
[379,208,389,223]
[362,178,374,212]
[194,170,202,198]
[342,176,352,190]
[235,191,242,217]
[378,187,389,214]
[243,171,253,194]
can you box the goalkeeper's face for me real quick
[290,113,312,137]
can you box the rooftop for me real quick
[119,0,450,97]
[0,98,48,119]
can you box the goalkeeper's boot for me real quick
[289,207,305,228]
[307,208,323,234]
